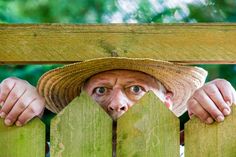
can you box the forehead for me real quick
[88,69,155,82]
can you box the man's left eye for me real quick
[130,85,144,94]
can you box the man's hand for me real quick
[187,79,236,124]
[0,77,45,126]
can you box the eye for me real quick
[94,87,107,96]
[130,85,144,94]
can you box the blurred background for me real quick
[0,0,236,136]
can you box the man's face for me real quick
[83,70,172,120]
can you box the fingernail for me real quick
[4,119,12,126]
[16,121,22,127]
[206,117,214,124]
[223,108,231,116]
[0,112,6,118]
[216,115,224,122]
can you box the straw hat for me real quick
[37,57,207,117]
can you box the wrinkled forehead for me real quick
[86,69,157,82]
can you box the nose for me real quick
[107,90,129,119]
[108,104,128,112]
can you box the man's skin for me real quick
[0,77,45,126]
[83,70,173,120]
[0,70,235,126]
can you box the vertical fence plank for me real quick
[117,92,180,157]
[0,118,45,157]
[185,106,236,157]
[50,92,112,157]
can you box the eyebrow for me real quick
[90,80,113,87]
[125,78,152,84]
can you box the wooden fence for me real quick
[0,24,236,157]
[0,91,236,157]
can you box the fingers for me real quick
[187,98,213,124]
[193,89,225,122]
[0,78,16,104]
[213,79,233,104]
[4,90,37,126]
[1,83,27,118]
[16,99,45,126]
[0,77,45,126]
[203,84,231,116]
[188,79,236,124]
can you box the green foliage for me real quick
[0,64,62,86]
[0,0,118,23]
[1,0,236,23]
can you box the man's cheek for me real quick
[127,92,146,102]
[92,96,110,111]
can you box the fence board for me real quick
[50,92,112,157]
[117,92,179,157]
[0,118,45,157]
[185,106,236,157]
[1,24,236,64]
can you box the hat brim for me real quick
[37,57,207,117]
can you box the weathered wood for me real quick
[1,24,236,64]
[50,92,112,157]
[185,106,236,157]
[116,92,180,157]
[0,118,45,157]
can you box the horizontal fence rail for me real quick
[1,24,236,157]
[1,24,236,64]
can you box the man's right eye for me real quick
[94,87,107,95]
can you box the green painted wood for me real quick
[1,24,236,64]
[0,118,45,157]
[50,91,112,157]
[185,106,236,157]
[117,92,180,157]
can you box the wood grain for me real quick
[1,24,236,64]
[0,118,45,157]
[185,106,236,157]
[50,92,112,157]
[116,92,180,157]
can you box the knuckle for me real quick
[223,95,231,101]
[28,107,40,116]
[0,106,7,113]
[9,92,18,100]
[1,103,11,113]
[17,102,27,110]
[187,101,198,111]
[193,89,203,99]
[216,79,231,86]
[214,78,225,82]
[205,85,217,96]
[0,92,8,99]
[2,77,16,85]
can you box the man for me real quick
[0,57,235,127]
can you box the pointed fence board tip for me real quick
[117,91,180,157]
[50,91,112,157]
[185,105,236,157]
[0,118,45,157]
